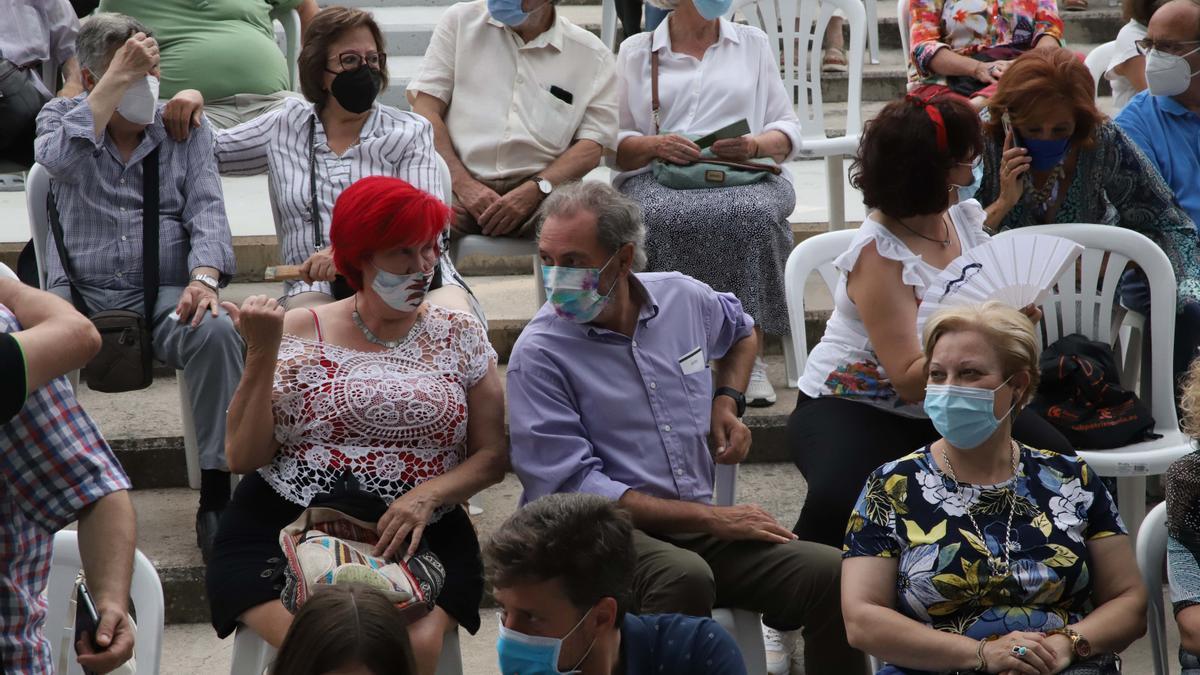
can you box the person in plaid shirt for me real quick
[0,273,136,674]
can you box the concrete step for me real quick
[100,461,814,624]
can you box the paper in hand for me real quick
[693,119,752,149]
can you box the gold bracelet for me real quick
[976,637,988,671]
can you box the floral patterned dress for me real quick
[908,0,1064,87]
[844,444,1124,675]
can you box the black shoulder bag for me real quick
[47,148,160,393]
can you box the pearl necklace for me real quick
[941,440,1022,577]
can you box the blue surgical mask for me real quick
[488,0,530,26]
[370,264,432,312]
[949,158,982,204]
[497,610,596,675]
[541,252,619,324]
[692,0,733,20]
[924,377,1017,450]
[1020,136,1071,171]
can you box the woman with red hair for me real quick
[205,176,508,675]
[977,47,1200,382]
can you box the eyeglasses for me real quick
[327,51,386,72]
[1134,38,1200,56]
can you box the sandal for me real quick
[822,47,848,73]
[1063,0,1088,11]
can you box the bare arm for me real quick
[713,331,756,393]
[618,488,720,534]
[75,489,137,672]
[1180,606,1200,654]
[845,243,928,402]
[296,0,319,38]
[537,139,602,185]
[220,296,286,473]
[58,57,83,98]
[753,130,792,164]
[410,93,475,194]
[85,33,159,138]
[928,48,999,82]
[0,278,100,394]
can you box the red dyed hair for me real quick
[985,48,1103,148]
[330,176,450,291]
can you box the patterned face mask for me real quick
[370,263,433,312]
[541,252,619,324]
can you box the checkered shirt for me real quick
[0,304,131,674]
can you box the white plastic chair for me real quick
[781,228,858,388]
[1136,501,1171,675]
[601,0,619,51]
[711,463,769,675]
[45,530,164,675]
[25,163,207,490]
[994,224,1191,539]
[269,7,301,92]
[0,262,16,280]
[438,154,547,308]
[731,0,866,230]
[897,0,911,77]
[1084,40,1118,97]
[230,623,465,675]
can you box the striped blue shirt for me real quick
[34,95,235,310]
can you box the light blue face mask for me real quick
[497,610,596,675]
[950,157,983,203]
[488,0,550,26]
[923,377,1017,450]
[692,0,733,20]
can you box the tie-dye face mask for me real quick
[370,264,433,312]
[541,252,619,323]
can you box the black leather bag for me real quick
[48,149,160,393]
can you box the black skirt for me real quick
[206,472,484,638]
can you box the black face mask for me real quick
[329,66,381,114]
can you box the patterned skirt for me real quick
[619,172,796,336]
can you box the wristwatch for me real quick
[190,273,220,293]
[1048,627,1091,661]
[713,386,746,417]
[529,176,553,196]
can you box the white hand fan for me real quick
[917,234,1083,324]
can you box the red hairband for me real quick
[906,93,948,154]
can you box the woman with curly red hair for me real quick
[206,176,507,675]
[978,47,1200,384]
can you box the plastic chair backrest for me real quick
[25,163,51,290]
[992,224,1178,431]
[730,0,866,143]
[269,7,301,92]
[45,530,164,675]
[1136,501,1170,675]
[435,153,453,206]
[783,229,858,375]
[1084,41,1118,97]
[0,263,16,280]
[600,0,619,52]
[898,0,911,74]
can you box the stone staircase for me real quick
[24,1,1137,670]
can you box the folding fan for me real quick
[917,234,1084,324]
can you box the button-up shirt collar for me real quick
[649,15,742,54]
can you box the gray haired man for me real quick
[34,13,240,561]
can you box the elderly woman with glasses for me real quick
[161,6,478,315]
[842,302,1146,675]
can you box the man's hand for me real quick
[76,602,135,674]
[707,504,797,544]
[220,295,285,353]
[454,179,502,226]
[108,33,159,81]
[712,135,759,161]
[478,182,541,237]
[299,247,337,284]
[710,397,750,464]
[175,282,219,328]
[163,89,204,142]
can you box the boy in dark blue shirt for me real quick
[487,493,746,675]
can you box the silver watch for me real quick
[530,176,553,195]
[190,273,219,293]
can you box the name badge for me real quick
[678,346,705,375]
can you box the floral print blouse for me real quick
[844,444,1123,674]
[908,0,1064,86]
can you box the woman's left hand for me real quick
[712,135,760,161]
[374,487,441,559]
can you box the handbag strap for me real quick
[650,50,661,135]
[309,116,323,252]
[47,147,160,318]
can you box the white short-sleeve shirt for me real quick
[611,16,803,187]
[406,0,618,182]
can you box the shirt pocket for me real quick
[526,85,577,150]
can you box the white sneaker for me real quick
[747,356,777,406]
[763,624,794,675]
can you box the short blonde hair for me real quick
[922,301,1041,407]
[1180,358,1200,438]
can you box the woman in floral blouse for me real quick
[842,302,1146,675]
[907,0,1064,100]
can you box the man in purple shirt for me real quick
[507,181,866,674]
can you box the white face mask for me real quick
[116,74,160,125]
[1145,47,1200,97]
[370,263,433,313]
